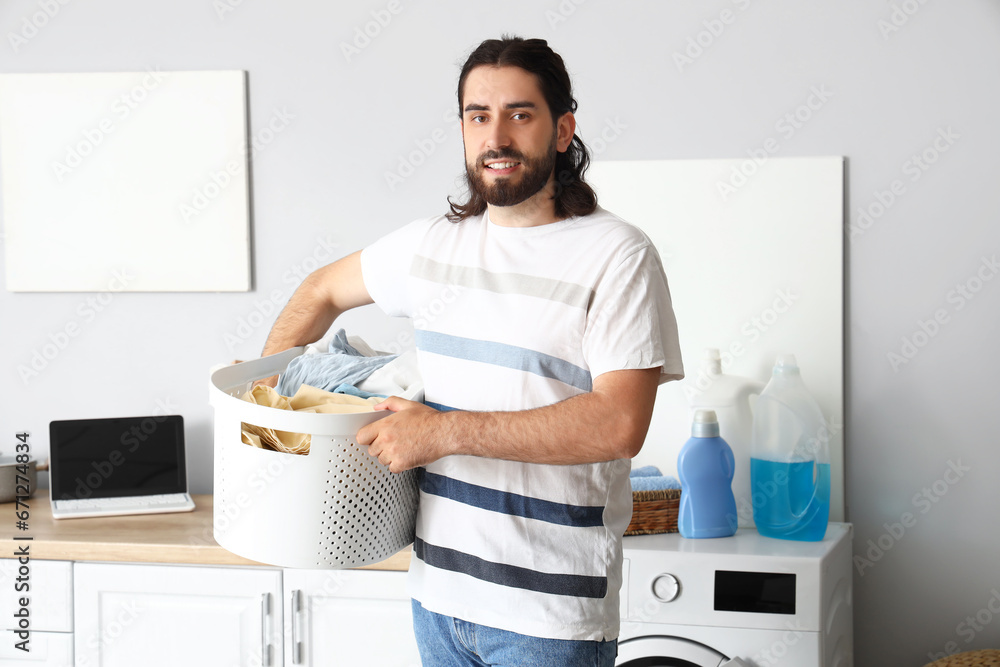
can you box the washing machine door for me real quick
[616,634,735,667]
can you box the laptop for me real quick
[49,415,196,520]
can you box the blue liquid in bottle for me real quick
[751,458,830,541]
[677,410,738,539]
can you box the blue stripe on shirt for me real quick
[413,536,608,599]
[419,470,605,528]
[414,330,592,392]
[424,400,460,412]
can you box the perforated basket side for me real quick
[318,436,418,568]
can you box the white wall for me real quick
[2,1,998,664]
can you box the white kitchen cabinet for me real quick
[74,562,283,667]
[0,557,419,666]
[0,559,73,666]
[283,569,420,667]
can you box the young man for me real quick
[261,36,683,666]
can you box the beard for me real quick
[464,133,558,208]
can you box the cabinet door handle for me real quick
[291,589,303,665]
[261,592,272,667]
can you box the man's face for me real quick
[460,66,568,209]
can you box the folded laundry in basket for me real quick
[629,466,681,492]
[356,349,421,398]
[277,329,397,397]
[239,384,380,455]
[630,474,682,492]
[333,383,386,400]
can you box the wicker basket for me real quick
[624,488,681,535]
[924,650,1000,667]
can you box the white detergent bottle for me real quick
[683,348,764,528]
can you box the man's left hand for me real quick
[356,397,449,473]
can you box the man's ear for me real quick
[556,112,576,153]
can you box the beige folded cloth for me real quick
[240,384,380,455]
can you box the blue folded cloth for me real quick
[333,383,387,400]
[629,465,681,491]
[630,475,681,492]
[277,329,397,397]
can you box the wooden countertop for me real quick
[0,494,410,571]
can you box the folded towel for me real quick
[630,465,662,478]
[630,475,681,492]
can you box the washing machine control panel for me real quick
[651,573,680,602]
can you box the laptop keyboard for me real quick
[53,493,194,517]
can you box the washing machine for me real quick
[617,522,852,666]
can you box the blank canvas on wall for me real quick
[0,70,250,292]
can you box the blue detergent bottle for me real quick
[677,409,738,539]
[750,354,831,541]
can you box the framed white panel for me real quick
[74,562,282,667]
[0,70,250,292]
[589,157,845,520]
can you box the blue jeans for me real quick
[411,599,617,666]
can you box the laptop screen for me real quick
[49,415,187,501]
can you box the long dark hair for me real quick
[446,36,597,222]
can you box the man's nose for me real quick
[485,120,511,150]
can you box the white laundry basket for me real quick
[209,347,419,569]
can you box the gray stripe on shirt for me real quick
[410,255,592,309]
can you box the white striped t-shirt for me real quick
[360,206,683,641]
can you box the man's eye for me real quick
[512,113,529,121]
[471,115,488,123]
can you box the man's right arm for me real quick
[257,250,373,384]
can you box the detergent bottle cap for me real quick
[701,348,723,376]
[772,353,801,377]
[691,409,720,438]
